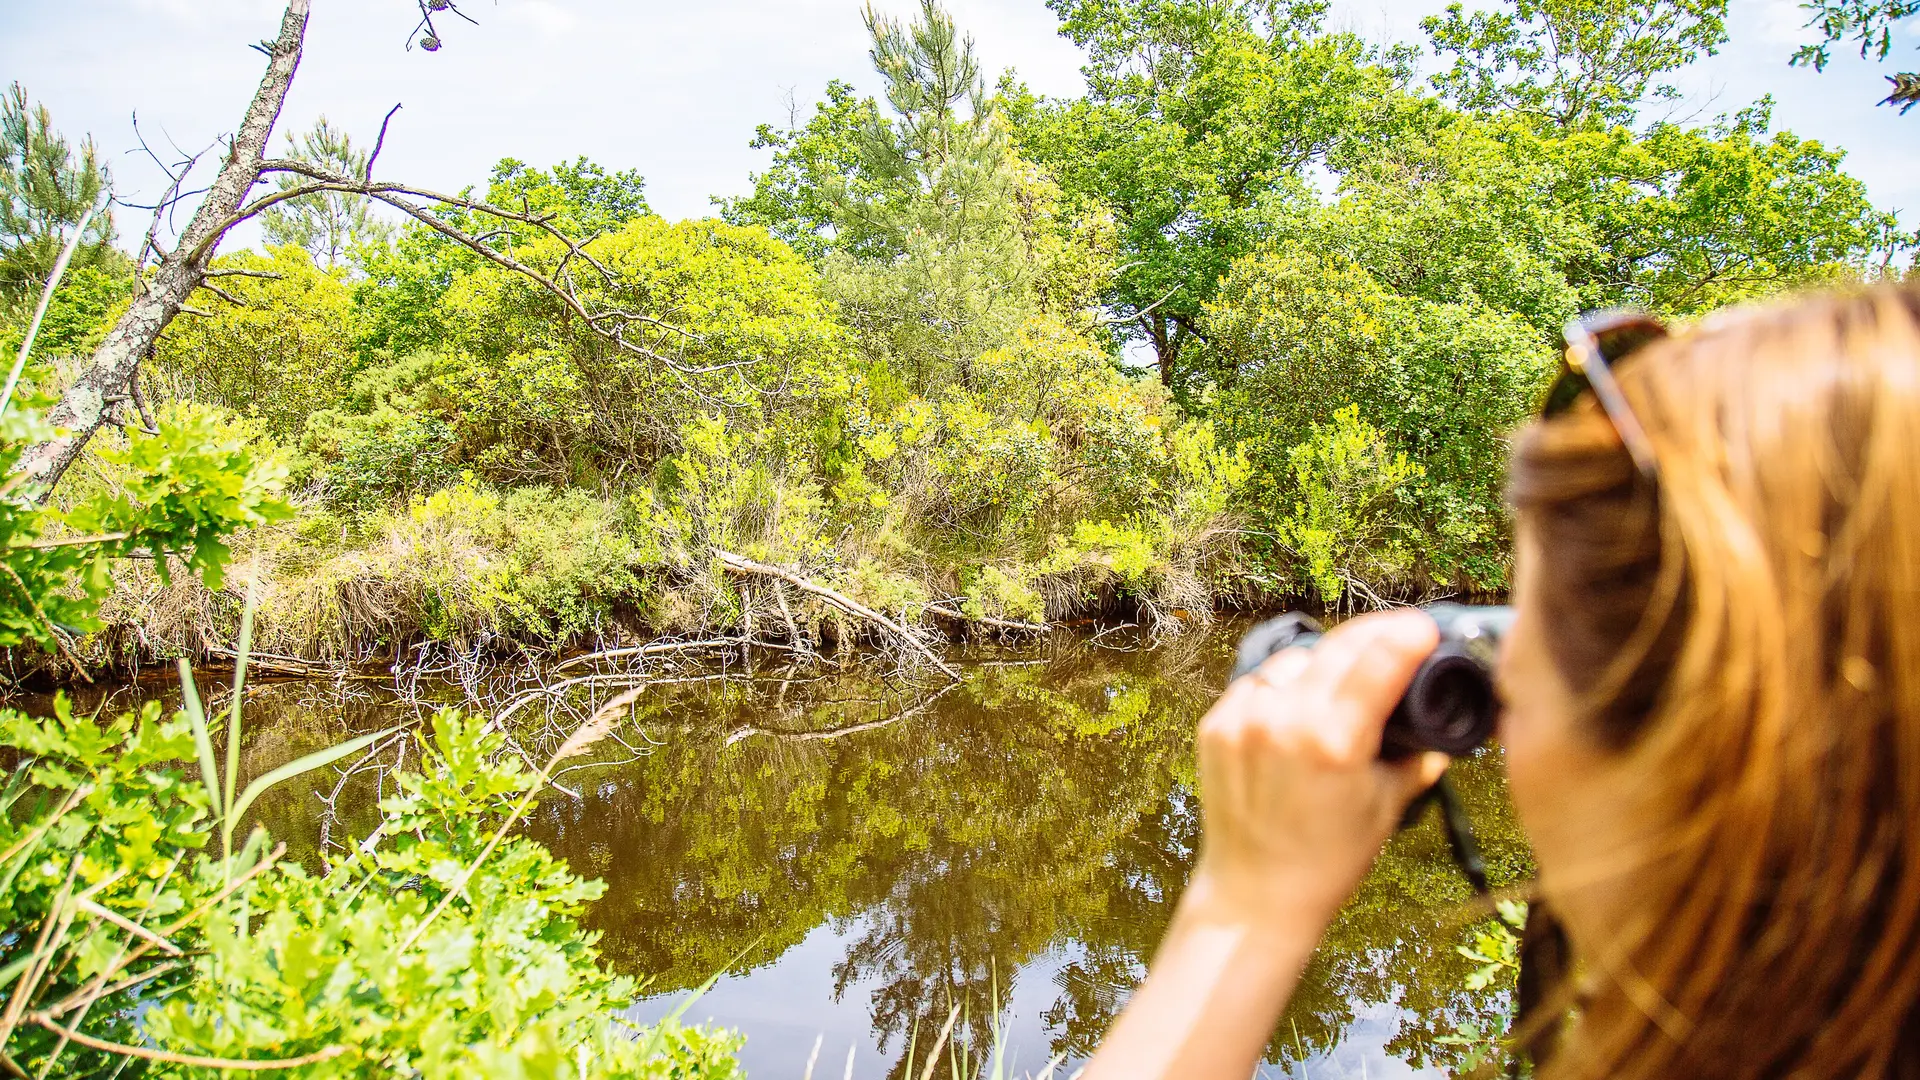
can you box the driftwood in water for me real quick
[551,637,754,674]
[923,603,1050,636]
[712,549,960,681]
[203,645,353,680]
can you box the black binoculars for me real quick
[1229,603,1515,894]
[1230,603,1514,760]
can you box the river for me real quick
[71,623,1532,1079]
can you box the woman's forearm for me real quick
[1079,870,1326,1080]
[1081,613,1448,1080]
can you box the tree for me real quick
[1014,0,1410,390]
[354,155,653,366]
[1546,102,1906,312]
[735,0,1114,397]
[723,81,894,261]
[21,0,704,501]
[482,156,649,237]
[153,246,362,439]
[17,0,313,496]
[260,116,393,268]
[1791,1,1920,113]
[0,82,116,306]
[1422,0,1730,129]
[1204,244,1553,592]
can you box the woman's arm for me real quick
[1082,611,1451,1080]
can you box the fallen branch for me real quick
[724,682,958,747]
[551,637,750,674]
[71,898,181,956]
[713,550,959,681]
[493,671,751,727]
[924,603,1050,636]
[203,646,338,679]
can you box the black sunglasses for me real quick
[1548,311,1668,479]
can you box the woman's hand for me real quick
[1186,609,1452,932]
[1081,609,1450,1080]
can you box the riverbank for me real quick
[22,477,1266,685]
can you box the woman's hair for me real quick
[1506,282,1920,1080]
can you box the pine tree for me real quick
[0,83,115,304]
[261,117,393,269]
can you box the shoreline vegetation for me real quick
[0,0,1912,1074]
[6,6,1908,691]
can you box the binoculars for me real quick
[1229,603,1514,894]
[1230,603,1514,760]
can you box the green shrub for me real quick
[0,263,132,360]
[0,697,741,1077]
[303,403,460,507]
[1206,247,1552,592]
[152,247,363,442]
[1279,406,1424,602]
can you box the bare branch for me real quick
[205,164,737,381]
[365,102,402,182]
[200,282,246,308]
[28,1015,346,1071]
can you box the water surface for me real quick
[89,627,1532,1078]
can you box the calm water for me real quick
[78,626,1532,1078]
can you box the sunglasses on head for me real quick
[1548,310,1668,479]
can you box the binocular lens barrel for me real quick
[1230,604,1513,759]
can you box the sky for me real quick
[1,0,1916,253]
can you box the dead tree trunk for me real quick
[18,0,310,497]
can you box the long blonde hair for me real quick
[1507,283,1920,1079]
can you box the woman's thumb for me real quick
[1384,751,1452,810]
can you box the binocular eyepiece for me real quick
[1230,603,1514,759]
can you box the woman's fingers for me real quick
[1259,610,1439,761]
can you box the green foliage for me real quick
[1278,406,1424,601]
[0,395,289,653]
[656,413,828,564]
[0,695,741,1077]
[426,216,850,484]
[481,156,651,239]
[1206,246,1552,591]
[362,480,657,646]
[153,246,363,441]
[1016,1,1409,388]
[66,402,295,590]
[1432,900,1527,1072]
[1423,0,1730,129]
[354,155,652,365]
[0,263,131,360]
[722,81,893,261]
[1545,107,1908,313]
[1791,0,1920,72]
[303,402,460,506]
[261,117,395,270]
[0,82,115,306]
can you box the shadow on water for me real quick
[46,625,1533,1079]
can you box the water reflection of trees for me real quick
[219,632,1533,1077]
